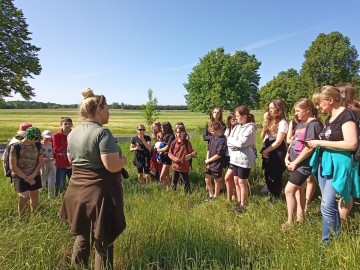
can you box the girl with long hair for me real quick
[261,99,288,202]
[157,122,175,187]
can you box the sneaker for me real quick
[205,196,214,202]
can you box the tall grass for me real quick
[0,110,359,269]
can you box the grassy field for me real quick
[0,109,359,269]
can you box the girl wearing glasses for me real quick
[130,124,151,184]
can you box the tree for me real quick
[300,31,360,95]
[0,0,41,101]
[142,89,159,128]
[258,69,305,114]
[184,47,261,114]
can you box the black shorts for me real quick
[13,175,42,193]
[289,170,310,186]
[161,155,172,166]
[205,169,223,179]
[137,165,150,174]
[231,164,251,179]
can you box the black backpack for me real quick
[3,142,41,177]
[348,109,360,162]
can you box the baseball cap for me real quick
[42,130,52,138]
[17,122,33,136]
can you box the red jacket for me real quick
[52,130,71,168]
[168,139,193,172]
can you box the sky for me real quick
[7,0,360,105]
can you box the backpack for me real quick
[4,142,41,177]
[348,109,360,162]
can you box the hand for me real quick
[287,161,297,172]
[306,140,321,148]
[176,158,183,164]
[285,159,291,167]
[262,151,269,159]
[204,159,210,165]
[25,176,36,185]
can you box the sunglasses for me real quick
[138,129,145,131]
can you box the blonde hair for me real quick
[79,88,106,119]
[320,85,341,102]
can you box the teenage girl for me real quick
[282,98,323,230]
[157,122,175,187]
[261,100,288,202]
[224,112,237,201]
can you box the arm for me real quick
[286,121,294,145]
[28,154,44,180]
[307,121,358,151]
[130,143,139,152]
[141,138,152,151]
[205,154,221,165]
[228,126,256,149]
[287,146,315,171]
[9,155,28,180]
[262,132,286,158]
[101,152,127,173]
[203,124,212,142]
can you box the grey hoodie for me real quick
[227,122,257,168]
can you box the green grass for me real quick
[0,110,359,269]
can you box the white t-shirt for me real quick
[267,119,288,140]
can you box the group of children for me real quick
[2,117,73,216]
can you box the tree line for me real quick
[0,100,188,110]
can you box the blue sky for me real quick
[8,0,360,105]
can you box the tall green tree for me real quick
[142,89,159,128]
[301,31,360,94]
[258,69,305,114]
[0,0,41,101]
[184,47,261,113]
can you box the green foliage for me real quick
[184,47,261,114]
[0,0,42,100]
[258,69,305,114]
[142,89,160,128]
[301,31,360,90]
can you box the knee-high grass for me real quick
[0,110,359,269]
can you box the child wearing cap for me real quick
[53,117,73,195]
[41,130,56,198]
[2,122,33,178]
[9,127,44,217]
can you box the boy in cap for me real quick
[9,127,43,217]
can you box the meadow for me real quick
[0,109,359,270]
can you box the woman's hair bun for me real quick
[82,88,94,99]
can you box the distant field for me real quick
[0,109,264,142]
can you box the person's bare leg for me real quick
[18,191,30,217]
[305,175,315,212]
[238,178,249,206]
[225,169,234,201]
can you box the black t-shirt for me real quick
[208,134,227,172]
[319,109,355,141]
[131,135,151,156]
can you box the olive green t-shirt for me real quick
[67,121,121,169]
